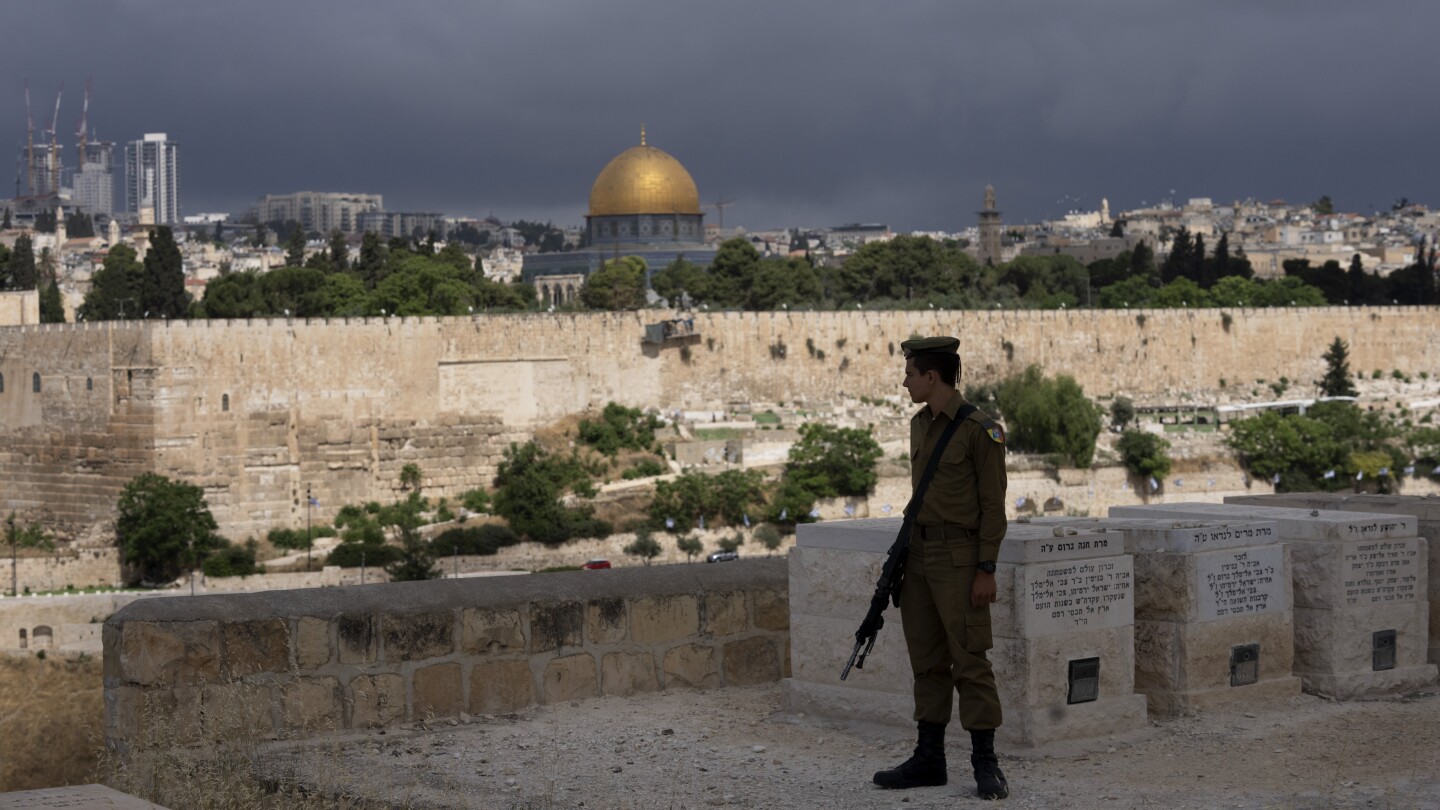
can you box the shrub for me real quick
[1110,397,1136,431]
[782,422,883,499]
[430,524,521,556]
[460,489,492,514]
[576,403,663,457]
[623,528,663,565]
[266,526,336,550]
[325,542,399,568]
[1116,431,1173,482]
[717,533,745,553]
[622,458,668,480]
[492,441,607,545]
[755,524,783,555]
[201,541,260,578]
[676,534,704,562]
[995,365,1104,468]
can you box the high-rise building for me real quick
[72,141,115,217]
[125,133,180,225]
[255,191,383,236]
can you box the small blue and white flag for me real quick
[1379,467,1389,477]
[1323,470,1336,480]
[1121,481,1129,491]
[1404,465,1416,476]
[699,514,706,529]
[1016,496,1027,507]
[1432,464,1440,475]
[1173,479,1184,488]
[743,513,751,528]
[1356,470,1364,481]
[1270,473,1280,485]
[808,507,821,519]
[1148,477,1160,492]
[665,517,675,529]
[1207,478,1215,487]
[843,504,856,517]
[308,496,320,507]
[779,508,788,521]
[881,504,892,514]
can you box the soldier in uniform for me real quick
[872,336,1009,800]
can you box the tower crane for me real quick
[76,77,91,170]
[706,196,735,233]
[24,79,35,196]
[47,82,64,194]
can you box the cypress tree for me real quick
[1319,337,1358,398]
[141,226,189,318]
[10,234,37,289]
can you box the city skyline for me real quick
[2,1,1437,231]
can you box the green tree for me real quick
[202,541,260,578]
[492,442,608,545]
[141,227,189,318]
[284,225,307,267]
[650,258,708,305]
[1313,195,1335,215]
[676,534,703,563]
[1097,275,1156,308]
[576,403,662,456]
[1110,397,1136,431]
[717,533,744,553]
[357,231,387,288]
[581,256,648,310]
[995,365,1103,468]
[1319,337,1359,397]
[783,423,883,499]
[379,495,438,581]
[9,234,36,289]
[79,244,144,320]
[754,524,783,556]
[1117,431,1173,482]
[39,281,64,323]
[623,527,662,566]
[399,463,423,494]
[328,230,350,272]
[115,473,224,585]
[7,513,52,596]
[1,208,10,229]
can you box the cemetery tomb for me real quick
[1226,493,1440,667]
[1027,516,1301,715]
[1109,502,1436,699]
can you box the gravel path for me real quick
[264,684,1440,810]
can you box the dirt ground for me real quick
[261,682,1440,810]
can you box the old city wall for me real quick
[3,547,124,594]
[1,590,168,655]
[2,308,1438,540]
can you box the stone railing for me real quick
[103,559,788,754]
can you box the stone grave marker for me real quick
[0,784,168,809]
[1109,502,1436,698]
[1026,515,1301,715]
[1226,493,1440,666]
[784,517,1146,746]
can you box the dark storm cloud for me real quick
[2,0,1435,230]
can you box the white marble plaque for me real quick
[0,784,168,809]
[1342,538,1422,606]
[998,530,1121,564]
[1020,555,1133,636]
[1111,503,1416,542]
[1195,545,1286,621]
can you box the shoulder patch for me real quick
[967,410,1006,444]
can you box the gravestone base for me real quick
[1143,672,1301,716]
[1135,611,1302,715]
[990,626,1149,746]
[1294,602,1436,699]
[1297,666,1439,700]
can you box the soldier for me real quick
[872,336,1009,800]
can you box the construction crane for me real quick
[706,196,735,233]
[24,78,35,196]
[75,77,91,170]
[47,81,64,194]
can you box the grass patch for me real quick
[0,654,104,791]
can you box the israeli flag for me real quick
[843,504,856,516]
[743,513,751,528]
[1207,478,1215,487]
[1174,479,1184,488]
[779,508,788,521]
[1404,465,1416,476]
[665,517,675,529]
[808,507,821,518]
[1356,470,1364,481]
[1016,496,1027,507]
[1121,481,1129,491]
[699,514,706,529]
[1379,467,1389,477]
[308,496,320,507]
[1323,470,1336,480]
[881,504,892,514]
[1270,473,1279,484]
[1148,477,1159,492]
[1433,465,1440,475]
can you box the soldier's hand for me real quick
[971,571,997,608]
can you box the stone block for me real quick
[663,643,721,689]
[382,612,454,662]
[413,662,464,719]
[221,619,290,680]
[990,626,1134,709]
[601,651,660,696]
[281,676,341,732]
[788,546,884,621]
[348,673,405,728]
[461,607,525,654]
[723,636,782,686]
[120,621,220,686]
[295,617,331,670]
[1110,503,1417,542]
[1133,553,1194,623]
[630,594,699,643]
[752,588,789,632]
[529,601,583,653]
[586,597,628,644]
[1294,601,1429,676]
[337,614,377,664]
[702,591,747,637]
[1133,621,1180,693]
[200,683,273,743]
[470,661,537,715]
[105,685,202,747]
[789,612,910,694]
[542,653,597,703]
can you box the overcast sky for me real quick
[3,1,1435,231]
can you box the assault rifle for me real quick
[841,405,972,680]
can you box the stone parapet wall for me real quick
[1,591,168,654]
[3,547,123,594]
[102,559,788,755]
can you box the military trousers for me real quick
[899,532,1003,730]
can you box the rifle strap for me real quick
[903,403,976,522]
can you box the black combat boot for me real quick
[873,721,947,789]
[970,729,1009,800]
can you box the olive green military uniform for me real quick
[904,388,1007,730]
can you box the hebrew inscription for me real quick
[1023,555,1133,635]
[1195,545,1286,621]
[1343,538,1421,607]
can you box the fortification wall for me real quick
[1,590,167,654]
[3,309,1438,539]
[102,559,789,755]
[3,547,123,594]
[0,289,40,327]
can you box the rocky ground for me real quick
[261,683,1440,810]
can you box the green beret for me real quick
[900,336,960,358]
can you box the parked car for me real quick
[706,550,739,563]
[582,559,612,570]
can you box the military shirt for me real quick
[909,390,1008,563]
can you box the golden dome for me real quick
[588,131,701,217]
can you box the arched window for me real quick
[32,626,53,650]
[32,372,40,393]
[222,393,230,412]
[86,377,93,391]
[18,629,26,650]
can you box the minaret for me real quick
[55,206,67,246]
[1101,198,1110,225]
[977,185,1004,267]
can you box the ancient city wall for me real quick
[3,308,1438,539]
[102,558,789,756]
[1,590,168,655]
[2,547,123,594]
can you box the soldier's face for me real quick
[902,359,933,402]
